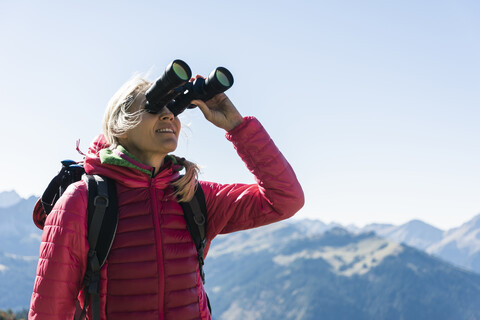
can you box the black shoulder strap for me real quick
[86,175,119,267]
[179,183,208,284]
[77,174,118,320]
[179,183,211,313]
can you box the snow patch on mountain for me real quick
[208,223,292,257]
[273,237,403,276]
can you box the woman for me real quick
[29,74,304,320]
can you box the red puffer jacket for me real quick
[29,117,304,320]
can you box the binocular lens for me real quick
[144,59,192,114]
[216,69,231,87]
[173,62,190,81]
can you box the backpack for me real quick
[33,159,208,320]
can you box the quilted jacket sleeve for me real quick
[29,182,88,320]
[202,116,304,240]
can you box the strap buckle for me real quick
[93,195,109,208]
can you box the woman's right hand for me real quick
[191,93,244,132]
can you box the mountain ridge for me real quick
[205,223,480,319]
[291,212,480,274]
[0,191,22,208]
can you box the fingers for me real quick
[190,97,242,131]
[190,74,205,82]
[190,99,213,121]
[190,99,209,113]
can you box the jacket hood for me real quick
[87,133,110,156]
[84,134,183,189]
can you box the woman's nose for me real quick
[159,107,174,120]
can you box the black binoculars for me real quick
[144,59,234,116]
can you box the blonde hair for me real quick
[102,74,150,146]
[102,74,200,202]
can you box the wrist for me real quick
[225,115,244,132]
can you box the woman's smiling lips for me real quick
[155,128,175,134]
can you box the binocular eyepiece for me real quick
[144,59,234,116]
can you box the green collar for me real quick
[99,145,181,176]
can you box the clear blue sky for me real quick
[1,0,479,229]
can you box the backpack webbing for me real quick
[179,185,208,284]
[77,175,118,320]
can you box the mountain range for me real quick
[0,193,41,310]
[1,191,480,319]
[355,216,480,273]
[289,214,480,275]
[205,223,480,319]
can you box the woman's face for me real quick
[118,93,181,167]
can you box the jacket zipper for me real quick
[150,177,165,320]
